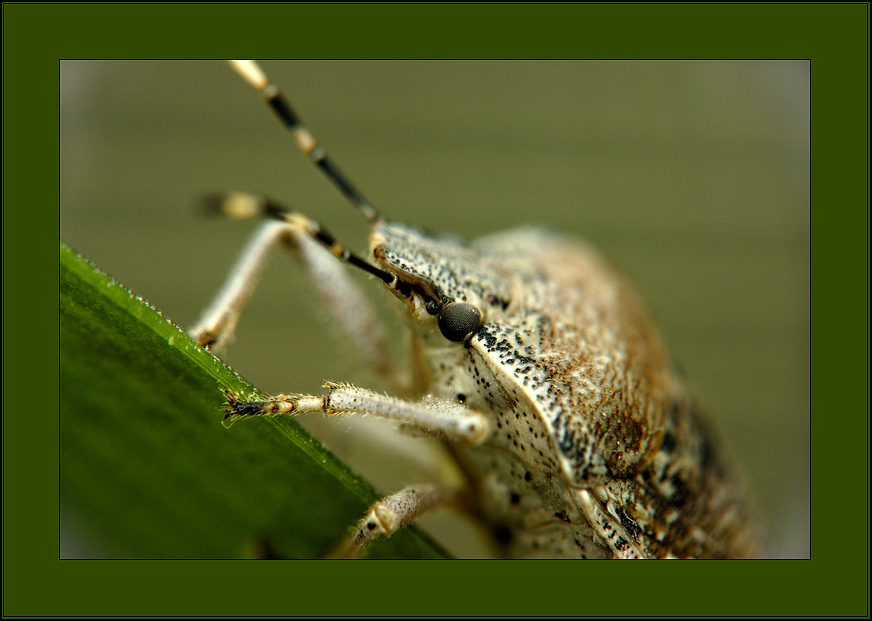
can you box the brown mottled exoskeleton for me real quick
[192,60,757,559]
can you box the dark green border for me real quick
[5,2,867,618]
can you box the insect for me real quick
[191,60,758,559]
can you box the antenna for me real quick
[201,191,394,285]
[229,60,382,224]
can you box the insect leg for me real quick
[223,381,492,446]
[190,218,289,352]
[578,488,647,559]
[190,193,402,385]
[329,483,463,558]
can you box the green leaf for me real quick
[59,242,448,559]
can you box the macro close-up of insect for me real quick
[193,59,757,559]
[60,60,810,560]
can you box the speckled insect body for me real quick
[194,61,756,559]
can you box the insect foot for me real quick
[194,60,759,559]
[328,484,463,559]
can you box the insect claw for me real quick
[195,331,216,350]
[219,387,262,425]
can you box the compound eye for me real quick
[437,302,482,342]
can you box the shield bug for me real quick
[192,60,758,559]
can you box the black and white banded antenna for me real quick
[201,191,394,286]
[229,59,382,225]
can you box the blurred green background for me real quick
[60,60,809,558]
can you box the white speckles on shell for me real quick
[367,221,753,557]
[401,228,690,557]
[372,222,513,309]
